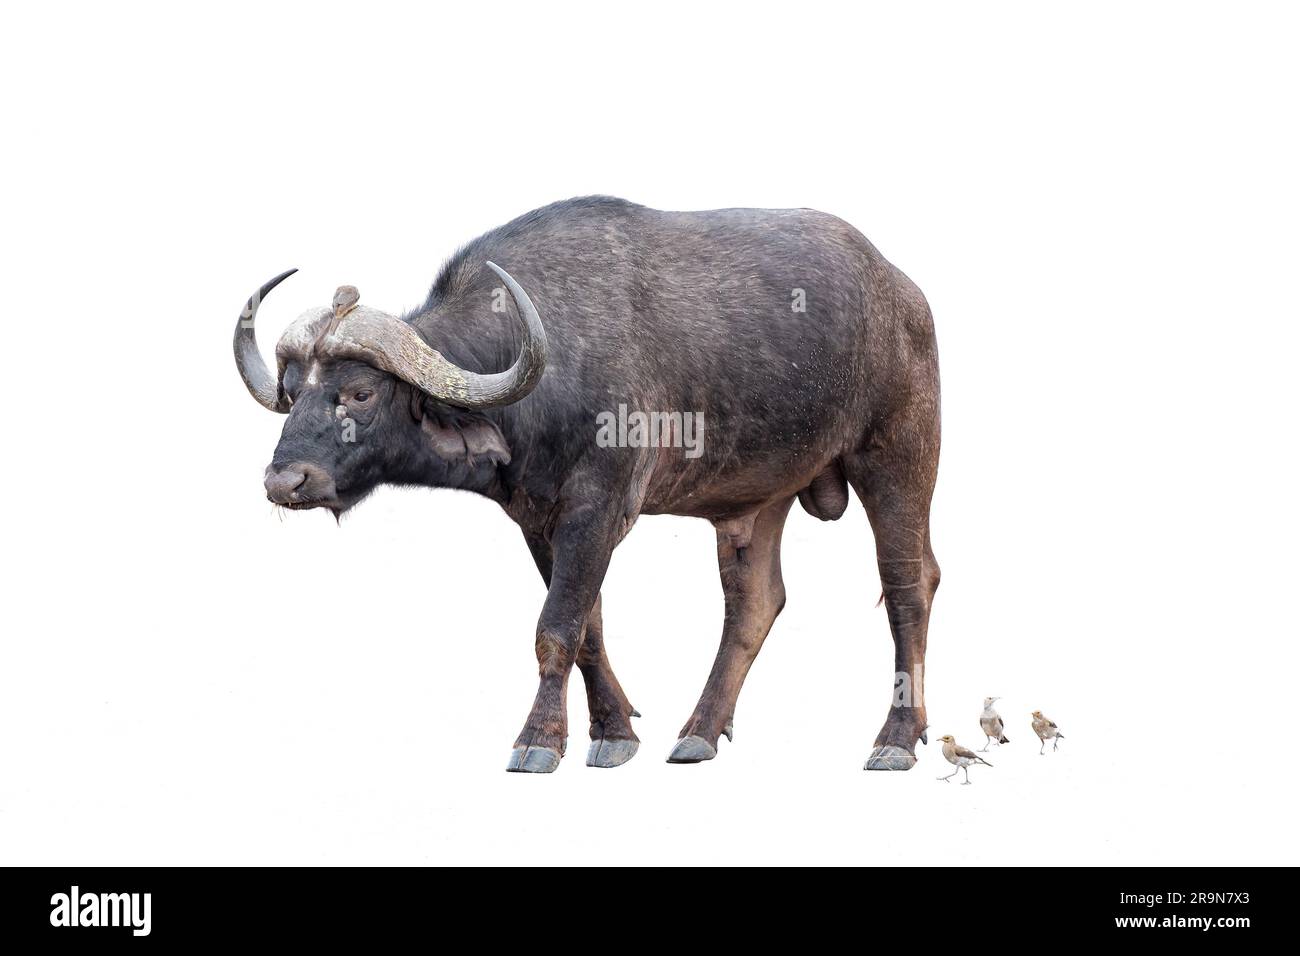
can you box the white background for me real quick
[3,2,1297,865]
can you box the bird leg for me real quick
[980,738,990,752]
[938,769,958,783]
[961,767,971,785]
[1039,740,1046,755]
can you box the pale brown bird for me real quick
[1031,710,1065,754]
[937,734,992,784]
[332,284,360,319]
[979,696,1010,751]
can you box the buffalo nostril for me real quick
[264,461,336,506]
[264,466,308,504]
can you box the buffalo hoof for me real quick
[506,745,562,773]
[666,735,717,763]
[864,745,917,771]
[586,738,639,768]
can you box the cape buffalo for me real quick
[233,196,941,772]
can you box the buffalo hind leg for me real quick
[523,534,639,768]
[668,497,793,763]
[846,438,941,771]
[508,501,621,773]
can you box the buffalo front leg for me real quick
[507,502,621,773]
[668,497,793,763]
[847,445,941,771]
[523,533,639,768]
[576,597,641,767]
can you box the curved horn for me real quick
[471,262,549,407]
[233,269,297,412]
[319,261,548,410]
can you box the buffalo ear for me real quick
[420,416,467,459]
[420,411,511,466]
[460,418,512,465]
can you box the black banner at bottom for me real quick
[0,866,1283,944]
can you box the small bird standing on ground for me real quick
[1031,710,1065,754]
[979,697,1010,751]
[937,735,992,785]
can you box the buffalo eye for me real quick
[353,389,372,403]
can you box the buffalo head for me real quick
[232,263,547,514]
